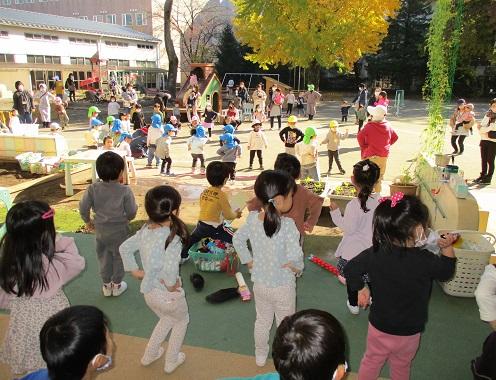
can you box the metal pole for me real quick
[298,67,301,92]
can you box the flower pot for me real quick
[389,183,418,197]
[435,154,451,167]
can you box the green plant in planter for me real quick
[394,162,417,186]
[301,177,313,186]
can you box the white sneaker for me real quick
[141,347,164,366]
[347,300,359,315]
[255,355,267,367]
[102,283,112,297]
[112,281,128,297]
[191,168,196,174]
[164,352,186,373]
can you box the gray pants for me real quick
[147,144,161,166]
[95,224,130,284]
[285,146,296,156]
[301,164,320,181]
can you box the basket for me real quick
[437,230,495,297]
[188,241,238,273]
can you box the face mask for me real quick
[92,354,112,372]
[414,228,428,247]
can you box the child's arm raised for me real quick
[232,218,253,267]
[427,232,458,281]
[330,198,360,233]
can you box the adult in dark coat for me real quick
[12,80,34,123]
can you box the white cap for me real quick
[367,105,387,121]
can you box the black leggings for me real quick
[191,153,205,168]
[160,157,172,173]
[451,135,467,154]
[249,150,263,166]
[480,140,496,180]
[270,115,282,130]
[286,103,293,114]
[224,162,236,180]
[341,115,348,122]
[327,150,344,172]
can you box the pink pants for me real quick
[358,323,420,380]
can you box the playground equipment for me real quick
[393,89,405,116]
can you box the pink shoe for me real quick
[337,275,347,285]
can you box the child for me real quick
[247,153,324,239]
[190,114,201,130]
[120,186,190,374]
[248,119,268,170]
[220,123,241,146]
[0,201,85,375]
[110,119,122,146]
[119,132,133,157]
[329,159,380,310]
[107,95,120,119]
[221,309,348,380]
[180,161,242,259]
[169,115,182,130]
[172,102,181,121]
[344,195,457,379]
[54,97,69,130]
[8,108,20,132]
[296,126,320,181]
[253,104,266,123]
[155,124,177,176]
[147,114,164,167]
[321,120,348,175]
[20,305,113,380]
[36,83,56,129]
[202,103,218,137]
[340,100,352,122]
[131,103,145,130]
[102,136,114,150]
[457,103,475,135]
[217,133,242,182]
[88,106,103,130]
[296,92,305,117]
[226,101,241,129]
[79,151,138,297]
[279,115,303,156]
[233,170,304,367]
[153,103,165,122]
[120,112,131,134]
[186,86,199,122]
[356,104,367,131]
[187,125,208,174]
[286,90,296,115]
[375,90,389,109]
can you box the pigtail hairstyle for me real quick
[145,186,190,251]
[0,201,56,297]
[353,160,380,213]
[254,170,296,238]
[372,195,430,252]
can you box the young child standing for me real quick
[8,109,20,132]
[279,115,303,155]
[233,170,304,367]
[321,120,348,175]
[54,97,69,130]
[180,161,242,259]
[202,103,218,138]
[172,102,181,121]
[356,104,367,131]
[147,114,164,168]
[296,92,305,117]
[248,119,268,170]
[187,125,208,174]
[79,151,138,297]
[340,100,352,122]
[345,195,457,380]
[119,132,133,157]
[102,136,114,150]
[155,123,177,176]
[286,90,296,115]
[88,106,103,130]
[252,104,266,123]
[296,127,320,181]
[120,186,190,374]
[0,201,85,376]
[329,159,380,313]
[107,95,120,119]
[131,103,145,130]
[217,133,242,182]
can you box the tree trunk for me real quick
[306,60,321,89]
[164,0,179,98]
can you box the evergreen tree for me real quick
[367,0,431,92]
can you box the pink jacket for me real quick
[357,120,398,158]
[0,236,85,308]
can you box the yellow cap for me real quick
[288,115,298,123]
[329,120,339,128]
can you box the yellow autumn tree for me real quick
[233,0,401,86]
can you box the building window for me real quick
[108,59,130,67]
[135,13,146,26]
[0,53,14,63]
[136,60,156,68]
[106,14,116,24]
[79,16,88,20]
[70,57,91,65]
[30,70,62,90]
[27,55,61,64]
[105,40,128,47]
[122,13,132,26]
[25,33,58,41]
[69,38,97,44]
[1,0,12,5]
[93,15,103,22]
[137,44,154,50]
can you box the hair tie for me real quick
[268,198,276,206]
[41,208,55,220]
[378,192,404,208]
[362,164,369,171]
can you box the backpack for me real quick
[274,94,283,106]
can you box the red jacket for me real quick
[357,120,398,158]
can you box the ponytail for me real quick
[358,185,373,213]
[263,200,282,238]
[165,213,190,251]
[352,159,381,212]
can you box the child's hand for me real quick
[358,287,371,308]
[438,232,459,248]
[282,262,302,276]
[235,208,242,218]
[329,201,339,211]
[247,260,254,270]
[131,270,145,280]
[85,221,95,232]
[303,222,313,233]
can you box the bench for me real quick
[0,134,68,160]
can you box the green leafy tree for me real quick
[367,0,431,92]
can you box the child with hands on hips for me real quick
[0,201,85,376]
[344,194,457,380]
[329,159,381,316]
[233,170,304,368]
[119,186,190,374]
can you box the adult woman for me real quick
[475,98,496,185]
[35,83,56,128]
[449,99,471,155]
[304,84,322,120]
[12,80,34,123]
[186,85,200,123]
[270,88,284,130]
[252,83,267,114]
[65,73,76,102]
